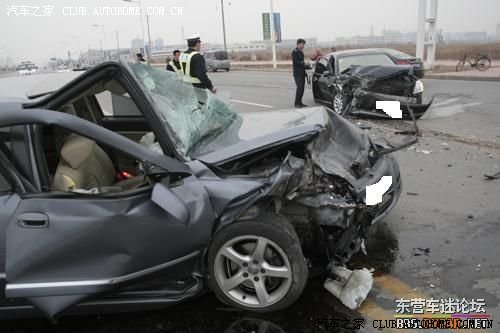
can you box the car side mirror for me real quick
[151,182,190,224]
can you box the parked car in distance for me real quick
[204,50,231,72]
[378,48,424,78]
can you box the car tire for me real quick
[226,68,230,72]
[331,93,347,115]
[207,213,308,313]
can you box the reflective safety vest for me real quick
[179,51,202,84]
[168,60,182,75]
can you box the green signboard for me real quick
[262,12,281,42]
[262,13,271,40]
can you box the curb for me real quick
[231,66,292,73]
[424,74,500,82]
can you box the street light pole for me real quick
[416,0,426,61]
[123,0,147,62]
[220,0,227,51]
[70,35,82,63]
[146,14,153,61]
[92,24,108,61]
[101,26,108,61]
[99,40,103,62]
[270,0,277,69]
[116,30,120,61]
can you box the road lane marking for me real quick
[231,99,274,109]
[373,275,427,300]
[367,275,475,333]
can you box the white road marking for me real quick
[231,99,274,109]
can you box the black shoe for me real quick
[300,103,308,107]
[294,104,303,108]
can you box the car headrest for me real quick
[60,135,96,169]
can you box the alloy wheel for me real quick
[333,94,344,114]
[213,236,293,309]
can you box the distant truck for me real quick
[17,61,37,76]
[204,50,230,72]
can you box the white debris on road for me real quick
[324,267,374,310]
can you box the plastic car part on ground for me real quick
[324,266,373,310]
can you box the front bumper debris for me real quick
[324,266,374,310]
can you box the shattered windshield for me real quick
[127,63,239,159]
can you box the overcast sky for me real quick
[1,0,499,64]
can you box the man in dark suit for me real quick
[166,50,182,73]
[292,38,310,108]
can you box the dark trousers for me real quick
[294,75,305,106]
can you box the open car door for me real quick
[315,56,336,101]
[0,109,216,319]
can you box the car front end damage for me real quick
[279,111,402,266]
[204,108,402,268]
[340,65,432,119]
[201,108,403,309]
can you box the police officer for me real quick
[180,35,216,94]
[292,38,311,108]
[166,50,182,74]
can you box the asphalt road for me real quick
[0,70,499,332]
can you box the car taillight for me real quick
[396,60,411,65]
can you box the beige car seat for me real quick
[52,135,116,191]
[52,104,144,192]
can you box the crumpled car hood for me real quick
[194,107,328,164]
[196,107,374,192]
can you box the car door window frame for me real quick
[0,143,32,194]
[28,123,153,197]
[0,113,190,198]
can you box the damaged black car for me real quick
[0,62,402,320]
[313,49,432,119]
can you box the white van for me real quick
[204,50,230,72]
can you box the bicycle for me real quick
[456,53,491,72]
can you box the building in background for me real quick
[154,38,164,50]
[131,38,145,50]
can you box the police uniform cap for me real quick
[186,34,201,43]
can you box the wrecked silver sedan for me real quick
[0,62,401,320]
